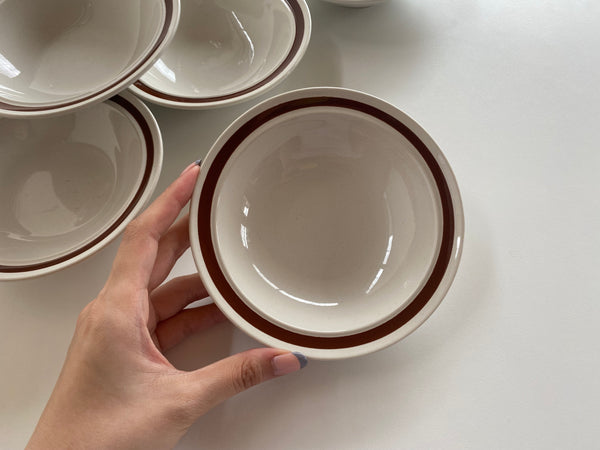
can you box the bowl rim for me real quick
[0,0,181,119]
[129,0,312,110]
[0,91,163,281]
[190,87,464,360]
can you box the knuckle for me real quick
[75,301,100,331]
[123,219,144,241]
[233,358,264,392]
[163,375,214,425]
[77,302,92,322]
[123,216,160,246]
[163,394,199,429]
[75,296,121,339]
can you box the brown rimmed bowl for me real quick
[190,87,464,359]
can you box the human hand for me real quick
[27,162,307,450]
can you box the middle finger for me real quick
[148,213,191,291]
[151,274,210,322]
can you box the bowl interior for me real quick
[0,0,164,106]
[0,99,147,268]
[139,0,296,98]
[212,106,443,336]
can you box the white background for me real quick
[1,0,599,448]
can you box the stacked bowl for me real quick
[131,0,312,109]
[0,0,180,278]
[0,0,180,117]
[0,0,463,359]
[0,0,312,279]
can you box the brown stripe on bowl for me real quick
[133,0,306,104]
[0,95,154,273]
[197,97,456,350]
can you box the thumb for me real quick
[186,348,307,414]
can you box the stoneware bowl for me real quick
[190,87,464,359]
[320,0,388,7]
[130,0,311,109]
[0,0,180,118]
[0,92,163,280]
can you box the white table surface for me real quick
[2,0,599,448]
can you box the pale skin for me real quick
[27,163,305,449]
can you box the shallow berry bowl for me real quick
[0,92,163,280]
[130,0,311,109]
[0,0,180,118]
[190,87,464,359]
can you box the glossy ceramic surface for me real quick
[190,87,464,359]
[213,108,442,337]
[0,92,163,280]
[130,0,311,109]
[0,0,180,118]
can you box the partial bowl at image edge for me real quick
[0,92,163,281]
[0,0,181,118]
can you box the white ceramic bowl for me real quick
[190,87,464,359]
[0,92,163,280]
[130,0,311,109]
[0,0,180,118]
[320,0,388,7]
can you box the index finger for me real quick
[108,163,200,289]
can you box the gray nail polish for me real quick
[293,352,308,369]
[195,159,202,166]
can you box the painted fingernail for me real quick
[181,159,202,175]
[293,352,308,369]
[272,352,308,376]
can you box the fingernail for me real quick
[293,352,308,369]
[272,352,308,376]
[180,159,202,176]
